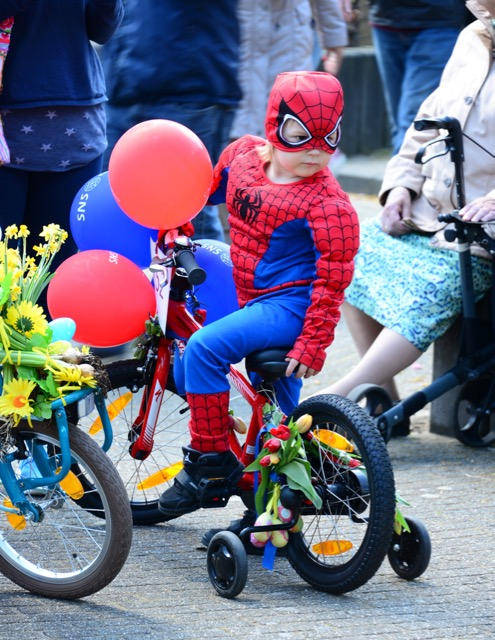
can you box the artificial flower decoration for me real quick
[6,300,48,338]
[0,378,36,425]
[0,224,108,445]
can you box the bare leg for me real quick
[342,302,383,356]
[323,326,422,398]
[337,302,399,400]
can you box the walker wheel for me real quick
[207,531,248,598]
[454,378,495,448]
[388,516,431,580]
[347,383,393,441]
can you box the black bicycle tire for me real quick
[0,421,132,599]
[286,394,396,594]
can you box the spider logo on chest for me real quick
[233,188,262,223]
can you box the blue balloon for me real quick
[192,239,239,325]
[49,317,76,342]
[70,171,157,268]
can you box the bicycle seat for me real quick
[245,347,291,380]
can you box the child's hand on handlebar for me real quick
[285,358,317,379]
[381,187,412,236]
[459,195,495,222]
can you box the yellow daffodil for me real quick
[6,300,48,338]
[4,225,18,239]
[10,285,21,302]
[2,248,21,271]
[39,224,67,245]
[17,225,29,238]
[32,244,48,256]
[0,378,36,425]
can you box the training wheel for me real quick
[388,516,431,580]
[347,383,393,441]
[207,531,248,598]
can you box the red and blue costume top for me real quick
[209,133,359,372]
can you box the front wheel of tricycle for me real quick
[287,394,396,594]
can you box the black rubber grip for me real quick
[414,117,457,132]
[175,249,206,285]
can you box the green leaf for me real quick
[394,507,410,535]
[36,372,58,397]
[29,331,51,349]
[16,365,39,381]
[0,272,13,306]
[255,467,270,516]
[279,460,322,510]
[395,492,411,507]
[243,447,270,472]
[32,400,52,420]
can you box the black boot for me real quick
[158,446,243,517]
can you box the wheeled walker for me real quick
[349,116,495,448]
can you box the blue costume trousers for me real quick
[179,293,308,416]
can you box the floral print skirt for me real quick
[345,219,493,351]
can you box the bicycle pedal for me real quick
[197,477,232,508]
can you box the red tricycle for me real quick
[76,231,431,597]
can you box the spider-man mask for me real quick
[265,71,344,153]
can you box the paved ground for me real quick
[1,195,494,640]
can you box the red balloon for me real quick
[47,250,156,347]
[108,119,213,230]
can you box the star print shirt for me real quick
[209,135,359,372]
[0,104,106,171]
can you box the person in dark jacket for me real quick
[0,0,124,266]
[369,0,466,153]
[102,0,241,241]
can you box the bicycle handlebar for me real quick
[175,247,206,285]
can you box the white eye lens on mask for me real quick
[278,113,342,149]
[324,116,342,149]
[278,114,312,146]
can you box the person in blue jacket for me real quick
[0,0,124,268]
[101,0,241,242]
[369,0,467,154]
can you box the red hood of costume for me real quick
[265,71,344,153]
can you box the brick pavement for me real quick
[0,195,493,640]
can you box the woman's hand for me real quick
[322,47,344,76]
[459,195,495,222]
[339,0,354,21]
[285,358,317,379]
[380,186,412,236]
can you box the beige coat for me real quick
[230,0,348,139]
[379,0,495,254]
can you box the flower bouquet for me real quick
[245,404,410,552]
[0,224,108,445]
[244,407,322,550]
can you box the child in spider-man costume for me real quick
[159,71,359,525]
